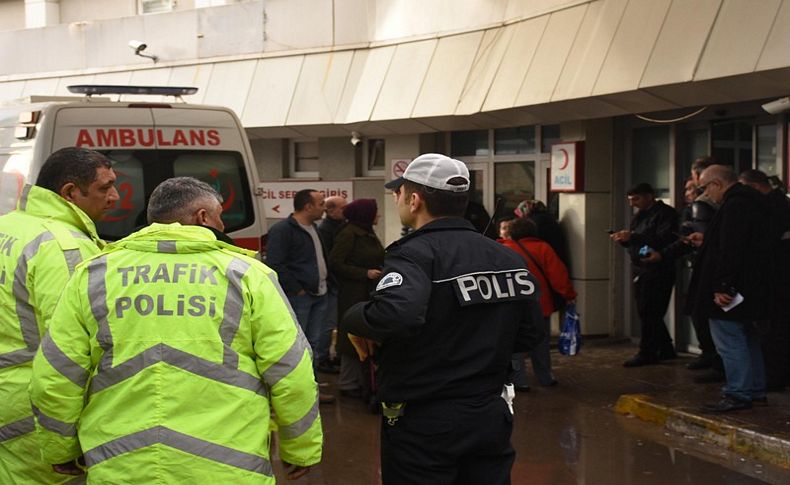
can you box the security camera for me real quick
[128,40,147,54]
[350,131,362,146]
[762,96,790,115]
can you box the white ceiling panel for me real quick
[0,81,25,102]
[168,64,215,104]
[593,0,672,96]
[242,56,304,128]
[553,0,628,101]
[757,0,790,71]
[21,78,59,98]
[640,0,721,87]
[287,51,354,126]
[412,31,483,118]
[202,60,257,116]
[516,4,587,106]
[335,47,396,124]
[455,27,515,115]
[482,15,549,112]
[371,39,437,121]
[695,0,782,80]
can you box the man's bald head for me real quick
[324,196,348,221]
[699,165,737,203]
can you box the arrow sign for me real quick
[272,204,280,213]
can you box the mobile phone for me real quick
[606,229,615,234]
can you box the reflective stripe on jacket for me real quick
[0,184,103,484]
[29,223,322,484]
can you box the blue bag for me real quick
[558,304,581,356]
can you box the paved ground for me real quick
[273,341,789,484]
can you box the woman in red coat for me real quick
[500,217,576,389]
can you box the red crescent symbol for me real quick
[221,181,236,211]
[559,149,569,170]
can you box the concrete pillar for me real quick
[558,119,615,335]
[25,0,59,28]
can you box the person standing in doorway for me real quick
[611,183,679,367]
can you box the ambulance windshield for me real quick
[95,149,253,241]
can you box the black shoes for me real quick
[686,355,714,370]
[623,354,658,367]
[702,397,752,413]
[514,384,531,393]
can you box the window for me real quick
[540,124,561,153]
[139,0,174,14]
[756,124,778,176]
[451,130,489,157]
[95,150,253,240]
[495,162,535,216]
[632,126,670,198]
[494,126,535,155]
[712,120,753,173]
[364,138,385,176]
[290,139,319,178]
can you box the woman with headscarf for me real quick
[329,198,385,401]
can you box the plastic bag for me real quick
[558,304,581,356]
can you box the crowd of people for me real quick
[1,146,788,483]
[610,157,790,413]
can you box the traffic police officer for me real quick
[0,147,117,484]
[344,154,541,484]
[29,177,322,483]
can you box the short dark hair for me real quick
[35,147,112,194]
[627,183,654,196]
[147,177,222,224]
[402,178,468,217]
[739,169,770,186]
[691,156,716,177]
[293,189,318,211]
[509,217,538,240]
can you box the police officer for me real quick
[344,154,540,485]
[0,147,117,484]
[29,177,322,483]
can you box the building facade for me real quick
[2,0,788,347]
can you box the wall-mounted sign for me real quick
[550,141,584,192]
[391,159,411,179]
[258,181,353,218]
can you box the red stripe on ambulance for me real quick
[76,128,221,148]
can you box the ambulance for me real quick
[0,85,266,250]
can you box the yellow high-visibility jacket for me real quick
[0,185,103,485]
[30,223,322,484]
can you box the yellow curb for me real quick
[615,394,790,470]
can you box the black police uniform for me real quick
[344,217,541,485]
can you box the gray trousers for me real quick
[512,316,554,386]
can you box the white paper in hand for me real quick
[721,292,744,312]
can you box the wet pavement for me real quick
[274,342,789,484]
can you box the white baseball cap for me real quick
[385,153,470,193]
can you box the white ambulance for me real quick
[0,85,266,251]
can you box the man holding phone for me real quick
[610,183,679,367]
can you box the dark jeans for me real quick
[634,271,675,356]
[381,395,514,485]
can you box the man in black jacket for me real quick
[344,153,540,485]
[611,183,679,367]
[689,165,771,412]
[738,169,790,392]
